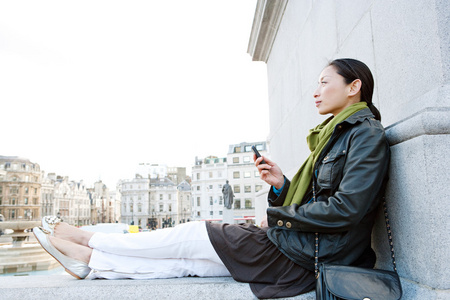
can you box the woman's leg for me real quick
[88,250,230,279]
[47,230,230,279]
[88,221,222,264]
[49,235,93,264]
[54,222,94,247]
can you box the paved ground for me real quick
[0,274,316,300]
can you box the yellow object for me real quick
[128,225,139,233]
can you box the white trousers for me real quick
[87,221,231,279]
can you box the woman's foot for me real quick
[54,222,95,247]
[33,227,92,279]
[49,235,93,264]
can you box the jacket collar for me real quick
[340,108,374,125]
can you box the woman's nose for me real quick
[313,87,320,98]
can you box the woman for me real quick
[33,58,389,299]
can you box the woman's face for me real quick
[313,65,357,116]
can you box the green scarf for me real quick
[282,102,368,206]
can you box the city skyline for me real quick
[0,1,269,189]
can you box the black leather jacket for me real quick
[266,108,390,271]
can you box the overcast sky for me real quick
[0,0,269,188]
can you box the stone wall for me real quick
[249,0,449,298]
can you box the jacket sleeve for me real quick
[267,176,291,207]
[266,125,390,233]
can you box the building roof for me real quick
[177,180,191,191]
[0,156,32,163]
[150,177,175,186]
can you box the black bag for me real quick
[313,181,402,300]
[315,264,402,300]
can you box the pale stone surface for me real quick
[222,208,234,224]
[0,275,316,300]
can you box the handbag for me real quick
[313,181,402,300]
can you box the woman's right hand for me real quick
[254,155,284,189]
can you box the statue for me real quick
[222,180,234,209]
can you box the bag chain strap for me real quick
[313,181,398,279]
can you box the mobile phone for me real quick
[251,145,266,164]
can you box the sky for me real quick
[0,0,269,189]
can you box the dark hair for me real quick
[328,58,381,121]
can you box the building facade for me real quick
[227,142,268,223]
[0,156,42,221]
[191,156,227,221]
[53,176,90,226]
[120,176,150,227]
[176,180,191,224]
[149,177,178,229]
[40,173,57,217]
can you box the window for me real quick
[244,185,251,193]
[244,171,251,178]
[243,156,251,163]
[160,194,163,200]
[34,188,37,194]
[24,198,29,205]
[138,204,142,213]
[130,204,133,213]
[234,185,240,193]
[159,204,163,212]
[10,209,16,219]
[254,171,260,177]
[233,157,239,164]
[245,145,252,152]
[197,197,201,206]
[209,185,213,190]
[12,198,16,205]
[256,144,263,150]
[168,194,171,200]
[210,197,213,205]
[234,199,241,209]
[219,211,223,215]
[233,172,240,179]
[218,171,222,177]
[0,197,2,205]
[169,204,172,212]
[197,211,201,217]
[10,187,18,194]
[245,199,252,209]
[234,146,241,153]
[209,172,213,178]
[25,187,28,194]
[210,211,213,216]
[255,185,262,192]
[196,173,200,180]
[219,196,223,205]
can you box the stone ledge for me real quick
[0,275,315,300]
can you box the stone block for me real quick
[0,275,316,300]
[371,0,444,126]
[335,1,372,47]
[373,134,450,289]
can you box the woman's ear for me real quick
[348,79,362,97]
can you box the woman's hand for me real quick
[254,155,284,189]
[260,215,268,227]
